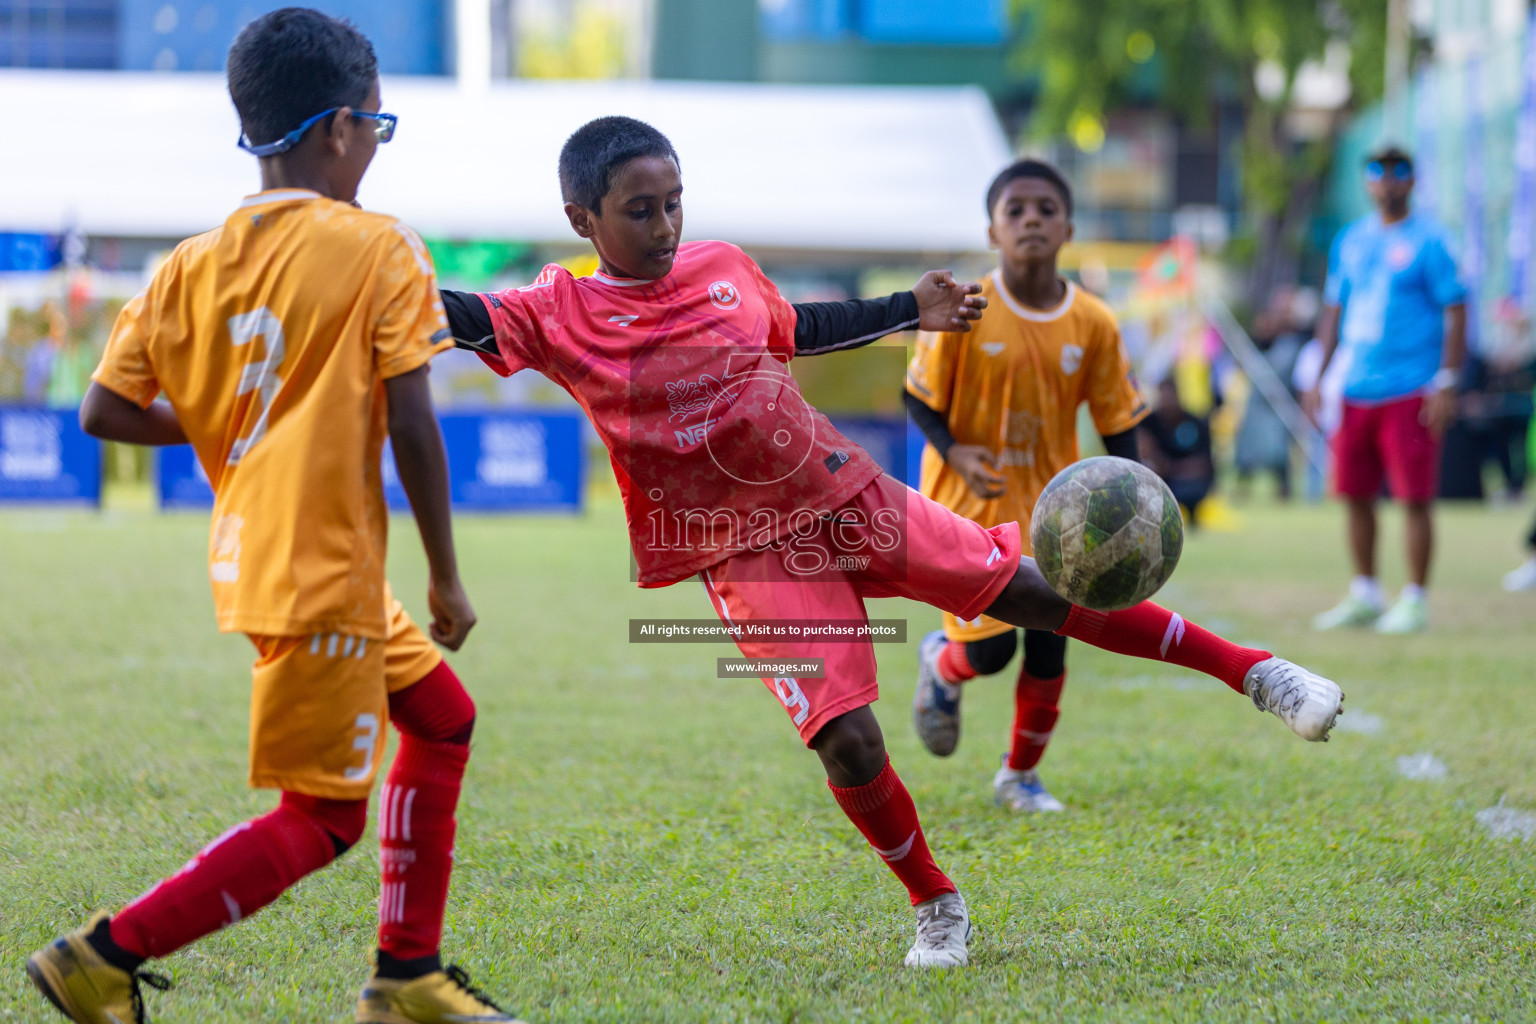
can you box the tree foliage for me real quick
[1010,0,1389,298]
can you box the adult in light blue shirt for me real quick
[1305,145,1467,636]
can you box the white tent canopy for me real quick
[0,71,1010,255]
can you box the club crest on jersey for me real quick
[708,280,741,310]
[1061,344,1084,375]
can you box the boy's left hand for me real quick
[913,271,986,332]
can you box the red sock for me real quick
[379,660,475,960]
[1008,670,1065,771]
[936,642,978,685]
[1056,602,1269,694]
[378,736,467,959]
[110,792,364,959]
[828,757,955,906]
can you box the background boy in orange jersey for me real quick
[26,10,519,1023]
[905,159,1147,813]
[441,117,1343,972]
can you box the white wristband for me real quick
[1431,367,1458,391]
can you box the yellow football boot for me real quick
[25,912,171,1024]
[355,964,525,1023]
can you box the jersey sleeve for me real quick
[92,287,162,408]
[904,330,960,414]
[372,224,453,380]
[744,256,797,361]
[1323,229,1351,308]
[476,266,565,378]
[1422,232,1469,308]
[1085,316,1149,437]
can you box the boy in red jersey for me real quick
[26,10,519,1023]
[441,116,1345,969]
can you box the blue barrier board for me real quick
[0,406,100,505]
[158,411,584,513]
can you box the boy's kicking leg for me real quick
[983,558,1344,740]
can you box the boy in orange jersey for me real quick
[904,159,1163,811]
[25,10,520,1024]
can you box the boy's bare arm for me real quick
[385,365,476,650]
[80,383,189,446]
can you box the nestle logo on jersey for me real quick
[668,372,741,447]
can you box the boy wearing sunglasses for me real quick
[1305,146,1468,635]
[26,9,519,1022]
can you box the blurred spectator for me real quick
[1460,351,1535,502]
[1305,146,1467,635]
[1503,509,1536,591]
[1140,378,1215,527]
[1234,290,1304,501]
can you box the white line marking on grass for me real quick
[1476,799,1536,841]
[1396,753,1448,780]
[1334,712,1383,735]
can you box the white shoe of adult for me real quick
[1242,657,1344,742]
[1502,558,1536,592]
[904,891,972,969]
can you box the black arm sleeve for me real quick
[1100,427,1140,462]
[793,292,920,356]
[439,289,498,356]
[904,390,956,461]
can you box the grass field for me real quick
[2,497,1534,1023]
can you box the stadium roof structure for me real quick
[0,71,1010,256]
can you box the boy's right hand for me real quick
[947,444,1006,499]
[428,576,477,650]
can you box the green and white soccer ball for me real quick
[1029,456,1183,611]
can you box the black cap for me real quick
[1365,144,1414,168]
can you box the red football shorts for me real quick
[698,473,1021,745]
[1333,394,1440,502]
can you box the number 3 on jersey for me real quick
[227,307,286,465]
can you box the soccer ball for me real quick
[1029,456,1183,611]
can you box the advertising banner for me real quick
[0,406,100,505]
[158,411,584,513]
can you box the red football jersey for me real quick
[474,240,882,585]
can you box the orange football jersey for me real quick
[94,189,451,638]
[905,272,1147,549]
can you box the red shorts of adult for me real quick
[1333,393,1441,503]
[698,472,1022,746]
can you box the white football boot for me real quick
[1242,657,1344,741]
[904,890,972,969]
[1502,558,1536,592]
[911,630,962,756]
[993,757,1066,813]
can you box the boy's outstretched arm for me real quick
[385,364,476,650]
[793,271,986,357]
[440,289,498,357]
[1100,428,1139,462]
[80,383,188,446]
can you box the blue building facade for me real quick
[1,0,448,74]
